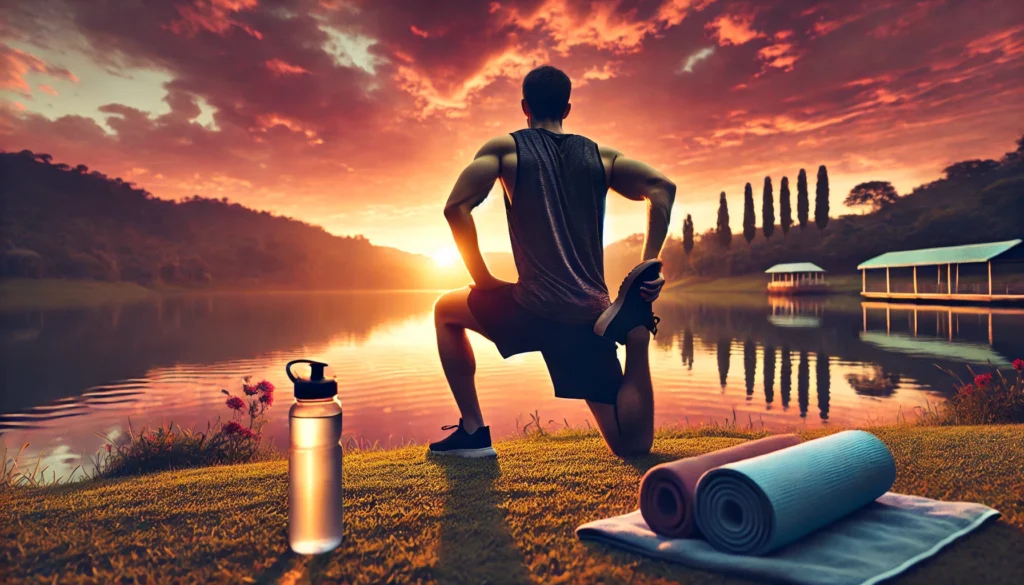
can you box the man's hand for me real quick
[470,274,513,291]
[640,272,665,302]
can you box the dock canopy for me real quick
[857,239,1023,270]
[765,263,825,274]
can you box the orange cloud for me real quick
[37,84,58,96]
[410,25,429,39]
[265,58,310,76]
[167,0,263,39]
[505,0,707,55]
[707,10,763,46]
[0,44,78,95]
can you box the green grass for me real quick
[666,273,862,295]
[3,424,1022,584]
[0,278,156,310]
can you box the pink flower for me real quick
[105,444,112,453]
[222,420,244,436]
[259,391,274,406]
[226,396,246,411]
[256,380,275,394]
[974,373,992,388]
[1014,359,1024,373]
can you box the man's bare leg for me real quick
[587,326,655,458]
[434,288,488,435]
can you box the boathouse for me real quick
[857,239,1024,303]
[765,263,827,295]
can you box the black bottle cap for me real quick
[285,359,338,400]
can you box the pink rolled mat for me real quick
[638,434,802,538]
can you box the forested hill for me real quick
[648,134,1024,279]
[0,150,465,290]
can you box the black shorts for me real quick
[467,284,624,405]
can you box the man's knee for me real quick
[433,288,470,327]
[608,433,653,458]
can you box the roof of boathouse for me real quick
[765,263,826,274]
[857,239,1023,270]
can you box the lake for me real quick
[2,291,1022,478]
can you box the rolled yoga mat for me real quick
[694,429,896,556]
[639,434,802,538]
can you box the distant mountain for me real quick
[0,150,468,290]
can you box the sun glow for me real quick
[432,247,459,267]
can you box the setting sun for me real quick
[432,247,459,267]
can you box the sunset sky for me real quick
[2,0,1023,259]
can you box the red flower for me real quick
[105,444,112,453]
[256,380,275,394]
[242,381,258,396]
[1014,359,1024,373]
[222,420,244,436]
[959,384,975,397]
[259,391,274,406]
[974,373,993,388]
[239,427,257,439]
[226,396,246,410]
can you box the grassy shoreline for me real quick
[3,424,1021,584]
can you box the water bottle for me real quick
[286,359,343,555]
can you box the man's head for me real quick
[522,65,571,124]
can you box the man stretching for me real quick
[430,65,676,459]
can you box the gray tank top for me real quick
[505,128,611,324]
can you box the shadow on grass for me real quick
[429,455,535,585]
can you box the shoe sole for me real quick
[594,259,662,338]
[428,446,498,458]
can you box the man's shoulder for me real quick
[477,134,517,157]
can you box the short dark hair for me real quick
[522,65,571,120]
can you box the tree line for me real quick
[664,134,1024,278]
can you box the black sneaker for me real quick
[428,419,497,458]
[594,259,662,344]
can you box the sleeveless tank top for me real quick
[506,128,611,324]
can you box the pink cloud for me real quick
[265,58,310,76]
[0,44,77,95]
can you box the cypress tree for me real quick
[797,168,809,230]
[762,176,775,240]
[742,182,755,245]
[683,214,694,255]
[815,164,830,230]
[779,176,791,236]
[716,192,732,249]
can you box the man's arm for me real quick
[603,146,677,261]
[443,136,509,288]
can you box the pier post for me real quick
[862,269,866,294]
[988,261,992,296]
[886,267,890,294]
[947,264,952,295]
[862,304,867,331]
[913,266,917,295]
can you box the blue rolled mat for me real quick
[694,430,896,556]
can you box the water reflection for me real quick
[717,338,730,390]
[816,352,831,421]
[681,329,694,370]
[744,340,756,401]
[798,351,810,419]
[2,292,1022,477]
[780,346,792,411]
